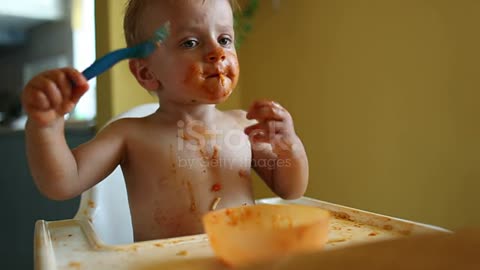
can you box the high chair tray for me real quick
[34,197,448,270]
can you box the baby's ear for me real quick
[128,59,162,91]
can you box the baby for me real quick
[22,0,309,241]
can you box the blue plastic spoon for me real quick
[82,23,170,81]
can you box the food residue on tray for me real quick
[176,250,188,256]
[114,244,140,252]
[68,261,82,269]
[331,225,342,231]
[327,238,347,244]
[383,224,394,231]
[165,239,189,245]
[331,211,354,222]
[88,200,95,208]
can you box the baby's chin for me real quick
[188,89,234,105]
[192,79,236,103]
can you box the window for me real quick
[71,0,96,121]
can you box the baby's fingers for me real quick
[245,122,288,147]
[245,121,278,135]
[63,68,89,103]
[245,123,269,144]
[246,100,290,122]
[33,76,63,109]
[23,88,50,111]
[44,71,72,112]
[47,68,88,114]
[244,121,280,143]
[245,122,265,137]
[60,68,89,112]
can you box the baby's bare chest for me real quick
[139,124,248,159]
[124,126,254,224]
[115,117,256,240]
[122,125,253,187]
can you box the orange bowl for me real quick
[202,204,330,267]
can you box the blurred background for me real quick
[1,0,479,268]
[0,0,95,268]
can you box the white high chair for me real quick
[74,103,159,245]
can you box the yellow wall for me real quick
[96,0,480,229]
[239,0,480,229]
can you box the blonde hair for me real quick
[124,0,239,48]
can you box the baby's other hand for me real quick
[244,100,299,155]
[22,68,89,127]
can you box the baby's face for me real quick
[144,0,239,105]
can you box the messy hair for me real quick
[124,0,239,48]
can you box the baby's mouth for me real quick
[205,71,228,86]
[205,72,224,79]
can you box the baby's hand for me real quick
[22,68,89,127]
[244,100,299,155]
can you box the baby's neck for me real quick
[157,101,218,123]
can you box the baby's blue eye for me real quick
[181,39,199,49]
[218,36,233,47]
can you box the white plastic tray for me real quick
[34,197,448,270]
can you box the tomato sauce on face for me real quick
[182,51,239,102]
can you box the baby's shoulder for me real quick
[97,115,158,137]
[101,116,145,129]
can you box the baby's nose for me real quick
[205,47,226,63]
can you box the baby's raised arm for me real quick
[22,68,125,200]
[244,100,309,199]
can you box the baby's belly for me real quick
[125,165,255,242]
